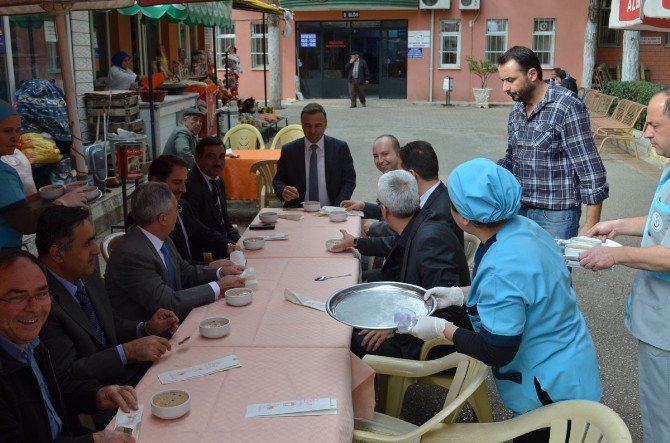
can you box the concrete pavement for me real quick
[274,98,661,439]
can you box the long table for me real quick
[112,209,374,442]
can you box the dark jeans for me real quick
[348,80,366,106]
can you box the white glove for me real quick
[424,286,464,309]
[409,316,449,341]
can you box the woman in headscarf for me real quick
[107,50,139,90]
[403,158,601,441]
[0,100,87,248]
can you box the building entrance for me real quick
[296,20,407,100]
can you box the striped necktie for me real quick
[73,280,109,347]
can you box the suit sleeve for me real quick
[40,313,128,385]
[107,248,216,320]
[415,225,468,289]
[357,235,394,257]
[333,143,356,206]
[172,133,196,169]
[362,202,382,220]
[272,147,301,206]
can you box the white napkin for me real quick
[246,398,337,418]
[320,206,363,217]
[278,213,303,221]
[261,232,289,241]
[230,250,247,266]
[240,267,258,288]
[114,405,143,439]
[284,289,326,312]
[158,355,241,384]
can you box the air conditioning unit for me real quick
[419,0,451,10]
[459,0,480,10]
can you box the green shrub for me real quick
[604,81,667,129]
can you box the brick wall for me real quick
[596,32,670,84]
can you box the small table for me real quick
[220,149,281,201]
[259,116,288,142]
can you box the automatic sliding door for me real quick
[322,21,349,98]
[380,21,407,99]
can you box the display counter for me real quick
[139,92,199,157]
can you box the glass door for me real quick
[321,21,350,98]
[297,22,321,99]
[379,21,407,99]
[350,21,380,98]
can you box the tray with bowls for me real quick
[326,282,435,330]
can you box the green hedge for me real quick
[603,81,667,129]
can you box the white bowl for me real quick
[303,201,321,212]
[80,185,100,202]
[39,184,64,201]
[564,243,594,258]
[259,212,278,224]
[150,390,191,420]
[65,180,88,193]
[329,210,348,222]
[199,317,230,338]
[225,288,253,306]
[243,236,265,250]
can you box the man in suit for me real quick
[272,102,356,208]
[0,249,139,442]
[184,136,240,243]
[36,206,178,388]
[344,51,370,108]
[335,141,464,277]
[149,155,240,263]
[349,170,470,360]
[106,182,244,322]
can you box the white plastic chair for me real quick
[101,232,125,262]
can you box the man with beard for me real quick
[497,46,608,239]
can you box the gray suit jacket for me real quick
[105,225,218,321]
[40,272,139,385]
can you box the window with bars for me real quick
[532,18,555,68]
[216,24,236,66]
[439,20,461,68]
[484,19,508,64]
[665,33,670,46]
[250,21,267,70]
[598,0,619,45]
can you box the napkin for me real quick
[230,250,247,267]
[320,206,363,217]
[114,405,143,439]
[240,267,258,288]
[246,398,337,418]
[284,289,326,312]
[261,232,289,241]
[278,213,304,221]
[225,148,239,158]
[158,355,241,384]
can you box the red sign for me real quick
[115,143,144,180]
[619,0,642,21]
[326,40,347,48]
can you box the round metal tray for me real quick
[326,282,436,330]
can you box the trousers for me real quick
[348,80,366,106]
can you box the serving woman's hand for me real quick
[424,286,465,309]
[408,316,449,341]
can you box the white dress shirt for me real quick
[419,181,440,209]
[303,137,330,206]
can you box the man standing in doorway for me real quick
[497,46,608,239]
[580,88,670,443]
[345,51,370,108]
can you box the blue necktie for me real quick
[160,243,178,290]
[308,144,319,202]
[74,281,109,348]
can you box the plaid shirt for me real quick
[498,82,609,210]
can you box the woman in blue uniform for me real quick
[404,158,602,441]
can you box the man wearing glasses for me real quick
[0,249,138,442]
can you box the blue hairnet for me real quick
[447,158,521,223]
[111,51,130,68]
[0,99,18,122]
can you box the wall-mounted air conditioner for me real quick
[419,0,451,10]
[459,0,480,10]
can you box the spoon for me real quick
[176,336,191,345]
[314,273,352,281]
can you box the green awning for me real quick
[119,1,232,27]
[279,0,418,10]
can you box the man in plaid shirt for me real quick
[497,46,609,239]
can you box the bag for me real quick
[18,133,62,164]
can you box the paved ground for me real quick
[271,98,660,440]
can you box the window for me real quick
[598,0,619,45]
[665,33,670,46]
[532,18,555,68]
[484,19,508,64]
[216,24,236,66]
[439,20,460,68]
[250,21,267,70]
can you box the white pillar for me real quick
[268,13,282,109]
[621,30,640,81]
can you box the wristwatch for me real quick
[353,237,359,248]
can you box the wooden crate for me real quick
[88,118,144,137]
[86,105,140,122]
[84,92,139,108]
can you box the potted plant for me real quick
[466,56,498,108]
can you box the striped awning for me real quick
[118,1,233,28]
[0,0,134,15]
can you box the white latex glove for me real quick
[424,286,464,309]
[409,316,449,342]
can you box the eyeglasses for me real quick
[0,290,53,308]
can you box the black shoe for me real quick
[362,103,366,107]
[350,105,357,108]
